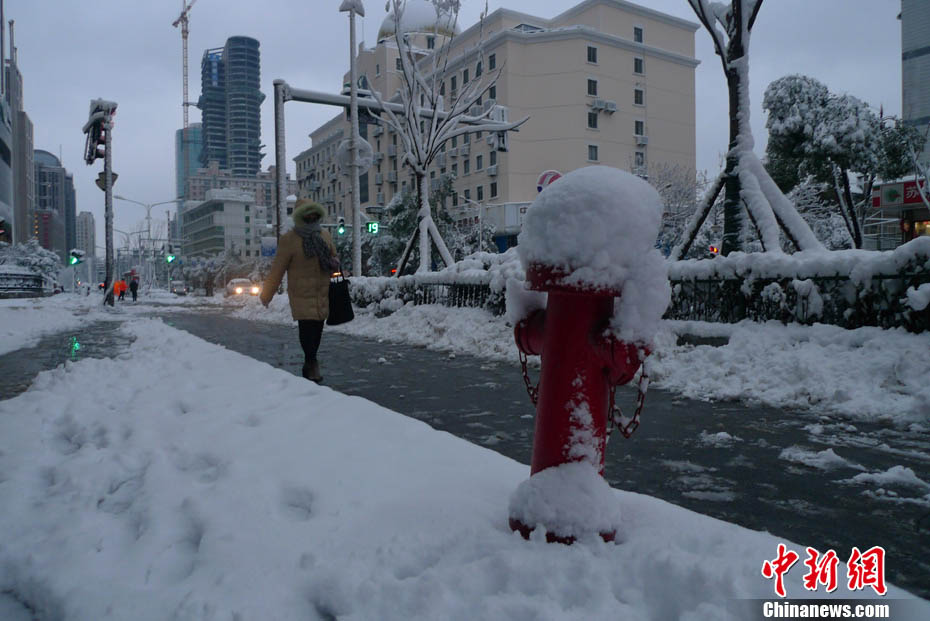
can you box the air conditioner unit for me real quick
[373,152,384,163]
[460,144,470,156]
[592,98,607,110]
[469,105,483,117]
[387,145,398,156]
[487,165,498,177]
[604,101,617,113]
[483,99,496,112]
[375,173,384,185]
[387,171,398,182]
[448,147,459,157]
[436,153,446,167]
[376,193,385,204]
[486,135,495,145]
[372,126,384,136]
[636,135,649,146]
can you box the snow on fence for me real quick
[348,239,930,332]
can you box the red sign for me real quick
[872,179,927,208]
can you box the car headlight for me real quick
[251,286,260,295]
[235,287,243,294]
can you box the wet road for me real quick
[2,308,928,598]
[158,310,930,599]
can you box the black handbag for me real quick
[327,272,354,326]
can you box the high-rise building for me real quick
[75,210,95,259]
[64,172,76,252]
[33,149,70,261]
[0,96,11,245]
[296,0,698,251]
[902,0,930,168]
[197,36,264,176]
[5,22,34,245]
[176,123,203,201]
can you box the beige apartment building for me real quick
[295,0,698,249]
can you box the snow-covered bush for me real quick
[0,239,62,282]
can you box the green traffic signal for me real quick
[166,254,176,263]
[69,256,81,265]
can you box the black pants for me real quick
[131,290,138,302]
[298,320,324,363]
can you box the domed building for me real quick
[296,0,699,262]
[377,0,460,44]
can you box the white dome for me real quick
[378,0,460,41]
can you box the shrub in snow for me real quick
[508,461,622,541]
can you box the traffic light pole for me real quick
[104,114,114,306]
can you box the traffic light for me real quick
[337,217,346,235]
[82,99,117,165]
[166,245,176,263]
[69,249,84,265]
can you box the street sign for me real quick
[536,170,562,193]
[95,171,118,191]
[261,236,277,257]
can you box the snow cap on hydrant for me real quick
[517,165,671,345]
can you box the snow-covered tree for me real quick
[786,177,851,251]
[672,0,822,259]
[373,0,526,274]
[764,74,924,247]
[646,162,704,255]
[0,239,62,281]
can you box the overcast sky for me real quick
[7,0,902,248]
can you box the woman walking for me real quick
[260,200,339,383]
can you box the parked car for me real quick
[225,278,261,297]
[170,280,189,296]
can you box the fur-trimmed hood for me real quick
[292,200,327,226]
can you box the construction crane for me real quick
[172,0,199,129]
[173,0,199,213]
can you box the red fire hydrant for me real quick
[506,165,666,544]
[509,266,645,543]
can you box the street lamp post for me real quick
[114,196,176,287]
[339,0,365,277]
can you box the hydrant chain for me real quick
[608,370,650,441]
[519,349,539,405]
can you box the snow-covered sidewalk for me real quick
[1,316,927,620]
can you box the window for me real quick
[475,61,482,77]
[587,111,598,129]
[587,46,597,63]
[634,88,644,106]
[635,120,645,136]
[430,170,436,179]
[464,159,471,175]
[476,131,482,139]
[489,53,496,70]
[489,151,497,166]
[634,57,644,74]
[396,57,402,71]
[634,26,644,43]
[440,81,445,96]
[376,63,381,76]
[452,192,459,207]
[477,185,484,201]
[427,35,435,49]
[588,145,599,161]
[635,151,645,167]
[463,68,469,84]
[451,135,457,147]
[244,215,250,223]
[490,181,498,198]
[463,132,470,144]
[476,154,483,170]
[489,85,496,100]
[587,78,598,96]
[451,75,457,92]
[451,163,458,176]
[463,189,470,201]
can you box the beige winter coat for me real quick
[261,227,337,321]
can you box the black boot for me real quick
[302,360,323,383]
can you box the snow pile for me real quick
[1,311,929,617]
[518,166,671,344]
[652,320,930,425]
[778,446,864,471]
[508,462,622,540]
[0,294,111,356]
[844,466,930,491]
[907,283,930,311]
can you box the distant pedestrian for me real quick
[129,278,139,302]
[261,199,339,383]
[116,279,126,301]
